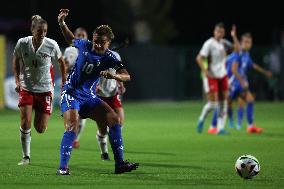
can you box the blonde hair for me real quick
[31,15,47,30]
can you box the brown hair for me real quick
[241,32,253,40]
[93,25,114,40]
[31,15,47,30]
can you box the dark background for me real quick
[1,0,284,101]
[1,0,283,45]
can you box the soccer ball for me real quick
[235,155,260,179]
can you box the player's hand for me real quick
[231,24,237,38]
[95,85,102,93]
[204,70,213,78]
[15,84,20,93]
[58,9,69,24]
[100,71,115,79]
[265,71,273,78]
[119,84,126,94]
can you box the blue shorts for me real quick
[61,91,102,119]
[229,80,246,100]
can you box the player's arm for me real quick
[231,61,248,89]
[100,69,131,82]
[58,9,75,45]
[118,81,126,94]
[58,56,67,84]
[12,55,21,93]
[196,55,211,78]
[252,63,272,78]
[231,25,241,52]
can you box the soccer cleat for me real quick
[197,120,204,133]
[207,127,218,134]
[18,156,30,165]
[217,129,229,135]
[56,168,70,176]
[115,160,139,174]
[101,153,110,161]
[72,140,80,149]
[247,125,263,134]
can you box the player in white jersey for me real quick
[196,23,239,134]
[13,15,66,165]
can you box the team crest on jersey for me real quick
[39,52,49,59]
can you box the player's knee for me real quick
[34,125,47,134]
[66,118,79,132]
[107,113,120,126]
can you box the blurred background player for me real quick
[210,33,272,133]
[196,23,238,134]
[13,15,66,165]
[57,9,138,175]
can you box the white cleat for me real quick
[18,156,30,165]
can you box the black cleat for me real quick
[101,153,110,161]
[114,160,139,174]
[56,168,70,176]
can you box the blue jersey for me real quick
[226,52,241,78]
[63,39,124,101]
[228,51,254,100]
[238,51,253,79]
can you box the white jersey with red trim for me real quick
[96,50,121,98]
[199,37,228,78]
[14,36,62,93]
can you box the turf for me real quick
[0,101,283,189]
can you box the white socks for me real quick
[20,127,31,158]
[199,101,218,121]
[96,131,108,154]
[76,118,86,141]
[217,100,228,131]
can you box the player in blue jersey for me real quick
[56,9,139,175]
[209,33,272,134]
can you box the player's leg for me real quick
[88,99,138,174]
[237,97,245,130]
[57,109,79,175]
[18,105,33,165]
[245,91,263,133]
[227,98,234,128]
[33,91,53,133]
[18,89,33,165]
[217,76,229,134]
[57,93,80,175]
[72,118,86,149]
[197,78,219,133]
[208,109,218,134]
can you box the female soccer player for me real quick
[13,15,66,165]
[196,23,239,134]
[57,9,138,175]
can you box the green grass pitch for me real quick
[0,101,283,189]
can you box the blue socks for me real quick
[108,124,124,165]
[59,131,76,169]
[237,107,244,127]
[247,102,254,126]
[211,110,218,128]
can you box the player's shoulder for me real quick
[43,37,59,46]
[65,46,77,52]
[106,49,121,62]
[203,37,215,46]
[16,36,32,45]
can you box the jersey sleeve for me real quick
[110,51,125,71]
[199,40,211,57]
[72,39,90,49]
[13,39,22,58]
[53,42,62,60]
